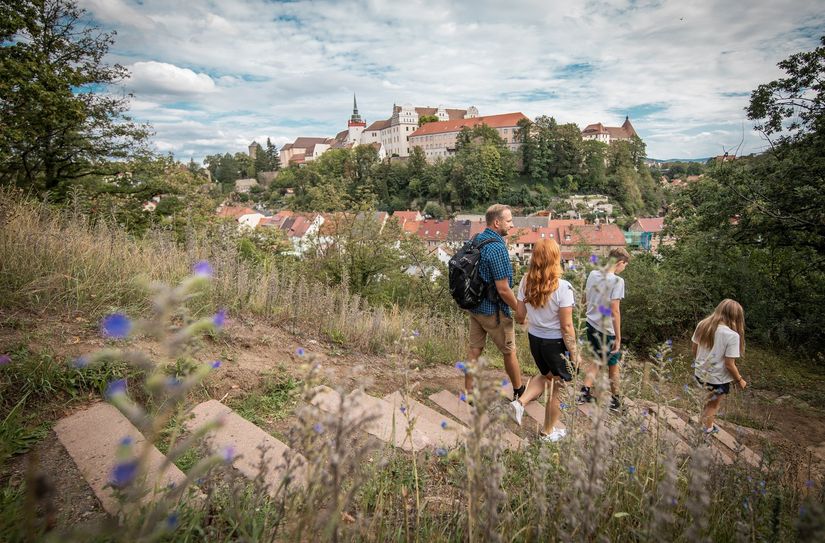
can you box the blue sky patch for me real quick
[610,102,668,119]
[555,63,594,79]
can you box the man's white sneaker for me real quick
[509,400,524,426]
[540,428,567,443]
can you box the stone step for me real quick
[382,391,465,448]
[427,390,524,450]
[185,400,306,494]
[54,402,186,516]
[311,386,432,452]
[638,401,733,465]
[688,414,762,468]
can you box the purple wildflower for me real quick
[0,354,10,366]
[119,436,134,446]
[455,361,467,373]
[459,392,467,402]
[400,406,407,414]
[666,338,673,347]
[559,402,568,410]
[110,459,139,488]
[627,465,636,475]
[441,421,448,429]
[412,330,420,337]
[193,261,213,278]
[435,447,448,457]
[213,309,227,328]
[101,313,132,339]
[589,254,598,264]
[656,352,663,359]
[105,379,127,399]
[210,360,222,369]
[501,378,509,387]
[598,305,611,317]
[221,446,235,463]
[805,479,815,488]
[295,347,305,356]
[568,263,577,271]
[313,423,324,434]
[166,512,179,529]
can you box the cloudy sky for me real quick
[79,0,824,161]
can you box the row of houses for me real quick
[216,205,667,264]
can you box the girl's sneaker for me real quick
[704,425,720,436]
[509,400,524,426]
[539,428,567,443]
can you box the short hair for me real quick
[485,204,510,226]
[608,247,631,263]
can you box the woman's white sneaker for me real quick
[509,400,524,426]
[539,428,567,443]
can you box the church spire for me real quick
[350,93,363,124]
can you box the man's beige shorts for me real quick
[468,312,516,354]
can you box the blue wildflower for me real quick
[805,479,815,488]
[213,309,227,328]
[666,357,673,362]
[501,378,509,387]
[400,406,407,414]
[568,263,577,271]
[210,360,221,369]
[683,384,690,393]
[656,352,663,359]
[598,305,611,317]
[72,356,88,369]
[412,330,420,337]
[313,423,324,434]
[441,421,448,429]
[110,459,138,488]
[666,338,673,347]
[455,361,467,373]
[0,354,10,366]
[105,379,127,399]
[669,497,678,506]
[296,347,305,356]
[101,313,132,339]
[119,436,133,446]
[589,254,598,264]
[435,447,448,457]
[166,512,179,529]
[459,392,467,402]
[165,376,182,388]
[560,402,568,410]
[627,465,636,475]
[193,261,213,278]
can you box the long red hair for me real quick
[523,238,562,308]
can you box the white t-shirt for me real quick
[585,270,625,336]
[517,277,575,339]
[692,324,741,384]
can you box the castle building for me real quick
[360,104,479,157]
[407,112,528,162]
[581,116,638,144]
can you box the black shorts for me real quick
[528,333,572,381]
[695,376,731,395]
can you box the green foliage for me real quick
[229,370,300,430]
[0,0,151,191]
[418,114,439,126]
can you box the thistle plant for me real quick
[68,260,234,541]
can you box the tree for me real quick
[418,114,439,127]
[0,0,150,191]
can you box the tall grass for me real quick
[0,188,466,362]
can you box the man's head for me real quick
[485,204,513,236]
[608,247,631,273]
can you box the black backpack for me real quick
[448,235,501,310]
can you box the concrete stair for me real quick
[185,400,307,494]
[382,391,466,448]
[427,390,524,449]
[54,402,187,515]
[688,414,762,468]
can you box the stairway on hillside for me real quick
[54,382,762,516]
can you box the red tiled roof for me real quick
[513,227,558,245]
[548,219,586,230]
[582,117,637,140]
[582,123,607,135]
[392,210,422,223]
[409,112,528,137]
[560,224,626,246]
[365,119,391,131]
[635,217,664,233]
[402,220,421,234]
[469,221,488,238]
[416,219,450,241]
[394,106,468,121]
[217,206,256,219]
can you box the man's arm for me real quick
[610,298,622,353]
[496,278,519,311]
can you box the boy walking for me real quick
[578,247,631,410]
[465,204,524,400]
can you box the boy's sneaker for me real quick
[509,400,524,426]
[608,395,622,412]
[539,428,567,443]
[512,384,526,401]
[577,387,594,404]
[704,425,720,436]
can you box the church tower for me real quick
[347,94,367,143]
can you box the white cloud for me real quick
[126,61,217,95]
[78,0,825,160]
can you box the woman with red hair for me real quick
[510,238,580,442]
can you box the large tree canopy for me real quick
[0,0,150,191]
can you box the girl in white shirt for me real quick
[691,299,747,434]
[510,238,580,442]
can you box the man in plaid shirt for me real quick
[465,204,525,400]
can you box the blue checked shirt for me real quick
[470,228,513,317]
